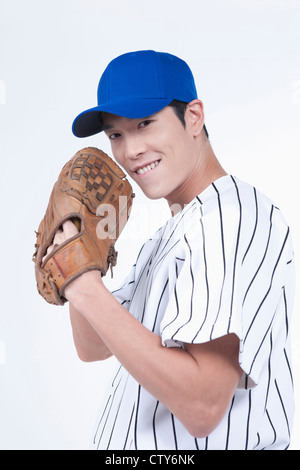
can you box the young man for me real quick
[52,51,295,449]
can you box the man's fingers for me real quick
[52,228,65,246]
[62,219,80,238]
[42,220,80,263]
[53,220,79,245]
[43,243,57,262]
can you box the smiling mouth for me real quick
[135,160,160,175]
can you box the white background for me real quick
[0,0,299,450]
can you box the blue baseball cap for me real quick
[72,50,198,138]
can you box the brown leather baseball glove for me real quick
[33,147,134,306]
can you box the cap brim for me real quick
[72,107,103,138]
[72,98,173,138]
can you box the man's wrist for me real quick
[64,269,105,311]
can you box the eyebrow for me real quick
[102,124,114,131]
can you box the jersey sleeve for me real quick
[159,186,293,389]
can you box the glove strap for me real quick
[43,236,103,297]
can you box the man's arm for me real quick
[69,303,112,362]
[44,220,112,362]
[66,270,243,439]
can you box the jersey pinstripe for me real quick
[92,175,295,450]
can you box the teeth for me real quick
[136,161,159,175]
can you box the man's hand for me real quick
[43,220,79,261]
[43,220,103,304]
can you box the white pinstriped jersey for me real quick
[92,175,295,450]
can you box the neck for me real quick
[166,141,227,215]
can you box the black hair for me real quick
[168,100,209,139]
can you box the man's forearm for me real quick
[67,275,221,437]
[69,302,112,362]
[66,271,242,438]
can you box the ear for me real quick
[185,99,205,137]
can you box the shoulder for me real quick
[179,176,290,259]
[197,175,288,230]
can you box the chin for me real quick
[143,191,166,201]
[135,183,167,201]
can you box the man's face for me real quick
[102,106,201,206]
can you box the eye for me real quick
[109,132,121,140]
[139,119,152,128]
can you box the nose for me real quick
[123,134,147,161]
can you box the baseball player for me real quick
[35,50,295,450]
